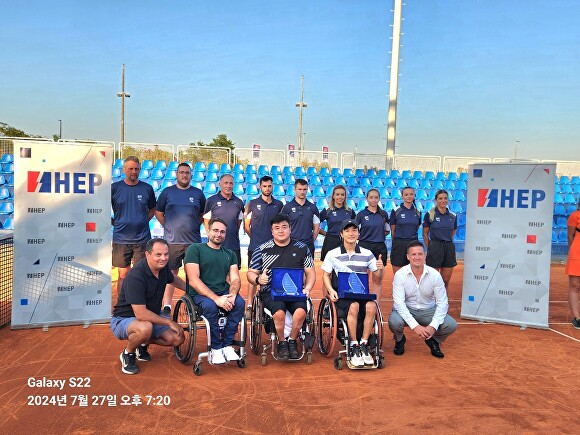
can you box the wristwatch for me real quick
[255,275,260,285]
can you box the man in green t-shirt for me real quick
[184,217,244,365]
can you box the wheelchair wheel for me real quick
[173,295,196,364]
[249,295,262,355]
[373,300,383,350]
[193,361,202,376]
[333,356,343,370]
[317,297,337,357]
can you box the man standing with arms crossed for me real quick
[155,162,206,315]
[244,175,284,313]
[111,156,156,290]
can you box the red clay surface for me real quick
[0,263,578,434]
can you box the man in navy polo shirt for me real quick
[111,156,156,291]
[111,238,186,375]
[155,162,206,315]
[281,178,320,257]
[244,175,284,312]
[203,173,245,268]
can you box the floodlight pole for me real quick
[117,64,131,144]
[514,140,520,159]
[386,0,403,170]
[296,75,307,164]
[58,120,62,140]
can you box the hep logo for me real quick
[477,189,545,208]
[27,171,102,194]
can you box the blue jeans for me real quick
[193,293,245,349]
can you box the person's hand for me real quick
[169,320,184,338]
[257,269,269,286]
[424,325,436,339]
[376,255,384,270]
[216,294,234,311]
[413,325,431,340]
[328,288,339,302]
[303,287,311,298]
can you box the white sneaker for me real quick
[210,348,226,365]
[360,343,375,365]
[222,346,240,361]
[349,345,364,367]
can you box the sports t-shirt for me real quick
[320,206,356,236]
[156,185,206,243]
[356,207,388,243]
[203,192,245,250]
[390,204,422,239]
[245,196,284,251]
[111,180,156,243]
[281,198,320,245]
[321,244,377,290]
[423,207,457,241]
[184,243,237,297]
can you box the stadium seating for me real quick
[138,169,150,180]
[113,158,124,169]
[295,167,306,177]
[1,217,14,230]
[191,172,205,183]
[207,162,219,173]
[316,198,329,210]
[310,176,322,186]
[0,188,9,200]
[219,163,231,174]
[194,162,206,172]
[245,184,259,196]
[272,174,284,185]
[0,202,14,215]
[233,184,244,196]
[141,160,154,170]
[312,186,326,198]
[164,170,177,181]
[203,182,217,195]
[273,185,286,197]
[168,161,179,171]
[232,173,244,183]
[205,172,219,182]
[424,171,435,180]
[447,172,458,181]
[245,164,256,174]
[459,172,469,182]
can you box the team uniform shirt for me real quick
[249,238,314,294]
[184,243,237,297]
[245,196,284,251]
[156,185,206,244]
[356,207,388,243]
[112,258,174,318]
[320,207,356,236]
[392,264,449,330]
[321,244,377,289]
[423,208,457,241]
[203,191,245,250]
[281,198,320,245]
[111,180,156,243]
[390,204,422,239]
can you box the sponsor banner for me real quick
[288,144,295,159]
[11,141,112,329]
[460,163,555,329]
[252,143,260,160]
[322,146,329,162]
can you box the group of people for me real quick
[109,157,460,374]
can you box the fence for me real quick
[178,145,231,167]
[0,232,13,328]
[119,142,175,163]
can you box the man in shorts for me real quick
[247,214,316,360]
[111,156,156,290]
[110,238,186,375]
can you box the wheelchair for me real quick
[172,293,247,376]
[316,296,385,370]
[249,292,315,365]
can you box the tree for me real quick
[209,133,235,150]
[0,122,31,138]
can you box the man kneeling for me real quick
[321,219,383,367]
[111,238,186,375]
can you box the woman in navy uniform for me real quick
[390,186,422,275]
[319,185,356,261]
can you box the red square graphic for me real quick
[527,235,536,244]
[86,222,96,232]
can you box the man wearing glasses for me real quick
[184,218,244,364]
[155,162,206,315]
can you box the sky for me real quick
[1,0,579,161]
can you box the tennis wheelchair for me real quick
[317,294,384,370]
[172,293,247,376]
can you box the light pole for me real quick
[514,140,520,159]
[58,120,62,140]
[296,75,307,164]
[117,64,130,144]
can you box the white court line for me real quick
[549,327,580,343]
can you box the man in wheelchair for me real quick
[247,213,316,360]
[183,217,245,365]
[321,219,384,367]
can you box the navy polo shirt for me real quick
[390,204,422,239]
[423,207,457,242]
[112,257,174,318]
[203,191,245,250]
[320,206,356,236]
[356,207,388,243]
[281,198,320,245]
[111,180,156,243]
[156,185,206,244]
[246,196,284,251]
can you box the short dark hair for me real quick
[177,162,192,171]
[270,213,290,227]
[209,217,227,229]
[146,238,168,253]
[294,178,308,187]
[123,155,140,166]
[260,175,273,184]
[406,240,425,253]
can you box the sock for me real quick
[350,340,358,347]
[360,339,368,345]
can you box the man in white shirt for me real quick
[388,240,457,358]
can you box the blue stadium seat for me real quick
[359,177,372,188]
[232,172,244,183]
[273,185,286,197]
[415,189,428,201]
[246,173,258,185]
[446,191,454,201]
[272,174,284,185]
[285,185,295,196]
[372,178,384,188]
[554,204,567,216]
[390,169,401,179]
[574,184,580,194]
[395,178,408,188]
[258,165,269,176]
[307,166,318,176]
[312,186,326,198]
[150,169,165,180]
[319,167,330,177]
[391,188,402,200]
[112,168,122,179]
[270,165,281,175]
[219,163,231,174]
[407,179,420,189]
[432,180,445,190]
[566,204,578,215]
[401,170,412,180]
[0,201,14,215]
[322,176,334,186]
[367,169,377,178]
[191,171,205,183]
[384,199,397,211]
[138,169,150,180]
[378,169,389,178]
[141,160,154,170]
[564,194,576,204]
[191,181,202,190]
[164,170,177,181]
[306,187,313,198]
[561,184,573,194]
[457,212,466,227]
[454,190,466,201]
[456,227,466,240]
[310,175,322,186]
[552,230,559,243]
[316,198,329,209]
[571,176,580,185]
[1,163,14,174]
[331,168,342,177]
[424,171,435,180]
[558,229,568,243]
[450,202,464,214]
[149,180,161,192]
[2,216,14,230]
[456,180,468,190]
[413,170,423,180]
[245,164,256,174]
[420,179,432,189]
[444,180,456,190]
[284,174,296,185]
[233,184,244,196]
[207,162,219,173]
[282,166,293,175]
[424,201,435,210]
[554,184,562,194]
[383,178,395,189]
[335,176,346,185]
[559,175,570,185]
[379,187,390,199]
[205,172,219,182]
[554,216,567,229]
[245,184,259,196]
[354,169,365,177]
[294,167,306,177]
[194,162,206,172]
[343,168,354,178]
[347,177,359,187]
[435,172,446,181]
[167,161,179,171]
[346,199,356,209]
[231,163,243,173]
[0,188,9,200]
[447,172,458,181]
[356,200,368,212]
[459,172,469,182]
[351,187,365,198]
[160,180,174,190]
[113,158,124,169]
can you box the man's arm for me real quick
[132,304,182,336]
[154,210,165,226]
[303,266,315,298]
[243,203,252,236]
[430,272,449,330]
[392,273,419,330]
[312,213,320,240]
[228,264,241,296]
[322,271,337,301]
[172,274,186,292]
[148,207,156,221]
[184,262,232,310]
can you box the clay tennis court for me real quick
[0,262,578,434]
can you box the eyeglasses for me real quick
[210,229,226,235]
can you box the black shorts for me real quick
[426,239,457,268]
[112,242,147,268]
[335,298,371,320]
[167,244,190,270]
[358,241,388,266]
[321,234,341,261]
[260,291,307,317]
[390,238,418,267]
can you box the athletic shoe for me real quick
[277,341,289,361]
[393,334,406,356]
[572,318,580,329]
[119,350,139,375]
[136,344,152,362]
[359,342,374,365]
[349,344,364,367]
[425,338,444,358]
[222,346,240,361]
[288,339,300,360]
[162,306,171,317]
[210,348,226,365]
